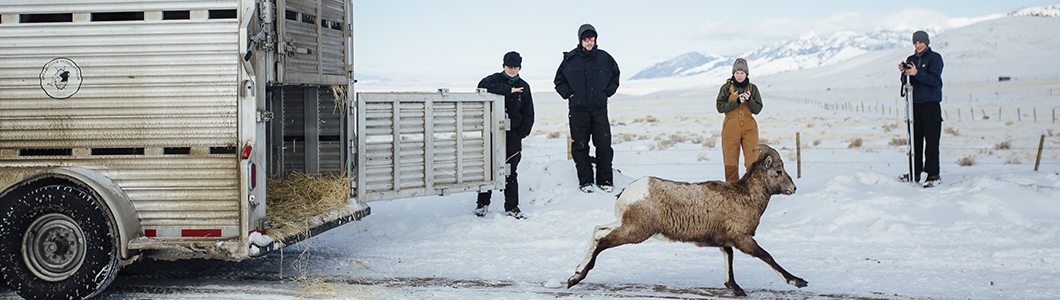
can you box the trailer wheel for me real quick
[0,185,121,300]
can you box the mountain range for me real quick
[630,30,914,80]
[630,4,1060,82]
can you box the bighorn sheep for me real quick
[566,144,805,296]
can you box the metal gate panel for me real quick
[276,0,348,85]
[356,90,504,202]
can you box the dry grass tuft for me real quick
[266,172,351,239]
[634,115,658,123]
[290,275,387,299]
[945,127,960,136]
[889,137,907,146]
[957,156,976,166]
[994,141,1011,150]
[847,138,863,148]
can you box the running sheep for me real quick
[565,144,806,296]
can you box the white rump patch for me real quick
[614,177,651,219]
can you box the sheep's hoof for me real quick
[790,277,808,288]
[725,282,747,297]
[567,274,583,289]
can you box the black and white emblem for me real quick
[40,57,82,99]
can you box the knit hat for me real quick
[578,23,597,40]
[503,51,521,68]
[912,30,930,45]
[732,58,748,74]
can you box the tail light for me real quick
[250,162,257,189]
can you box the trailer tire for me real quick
[0,184,121,300]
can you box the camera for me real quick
[900,62,914,70]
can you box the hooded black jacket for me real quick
[554,45,621,111]
[478,72,535,138]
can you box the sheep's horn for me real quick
[753,144,780,161]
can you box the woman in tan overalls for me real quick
[715,58,763,182]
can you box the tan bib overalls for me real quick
[722,83,759,182]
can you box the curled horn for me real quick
[753,144,780,166]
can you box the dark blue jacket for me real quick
[904,47,944,103]
[554,45,620,111]
[478,72,535,139]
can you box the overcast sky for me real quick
[352,1,1052,90]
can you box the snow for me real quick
[157,13,1060,298]
[271,14,1060,298]
[282,92,1059,299]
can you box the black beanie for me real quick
[578,23,597,40]
[912,31,929,45]
[503,51,521,68]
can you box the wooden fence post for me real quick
[1035,134,1045,172]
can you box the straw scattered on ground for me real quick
[265,172,352,241]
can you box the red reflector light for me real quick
[242,145,252,159]
[250,162,257,189]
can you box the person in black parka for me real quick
[554,23,620,193]
[475,51,534,219]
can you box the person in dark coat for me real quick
[898,30,944,187]
[475,51,534,219]
[554,23,620,193]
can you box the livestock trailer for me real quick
[0,0,506,299]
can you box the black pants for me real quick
[478,132,522,211]
[913,102,943,177]
[569,108,613,186]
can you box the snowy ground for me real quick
[5,79,1054,300]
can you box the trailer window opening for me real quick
[285,10,298,21]
[163,11,190,20]
[320,135,340,142]
[301,13,315,25]
[323,19,342,31]
[19,149,72,156]
[92,148,144,155]
[20,13,73,23]
[209,9,236,19]
[91,12,144,22]
[164,147,191,155]
[210,147,238,155]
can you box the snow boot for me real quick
[923,175,942,188]
[505,207,526,219]
[598,183,613,193]
[473,203,488,217]
[898,173,919,183]
[579,183,594,193]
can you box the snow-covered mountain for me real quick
[621,5,1060,96]
[630,30,912,80]
[629,52,724,80]
[1008,4,1060,17]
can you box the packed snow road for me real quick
[1,256,937,299]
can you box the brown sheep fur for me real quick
[566,144,806,297]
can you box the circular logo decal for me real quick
[40,57,82,99]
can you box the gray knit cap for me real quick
[912,30,930,45]
[732,58,748,74]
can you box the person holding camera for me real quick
[716,58,763,182]
[898,30,944,186]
